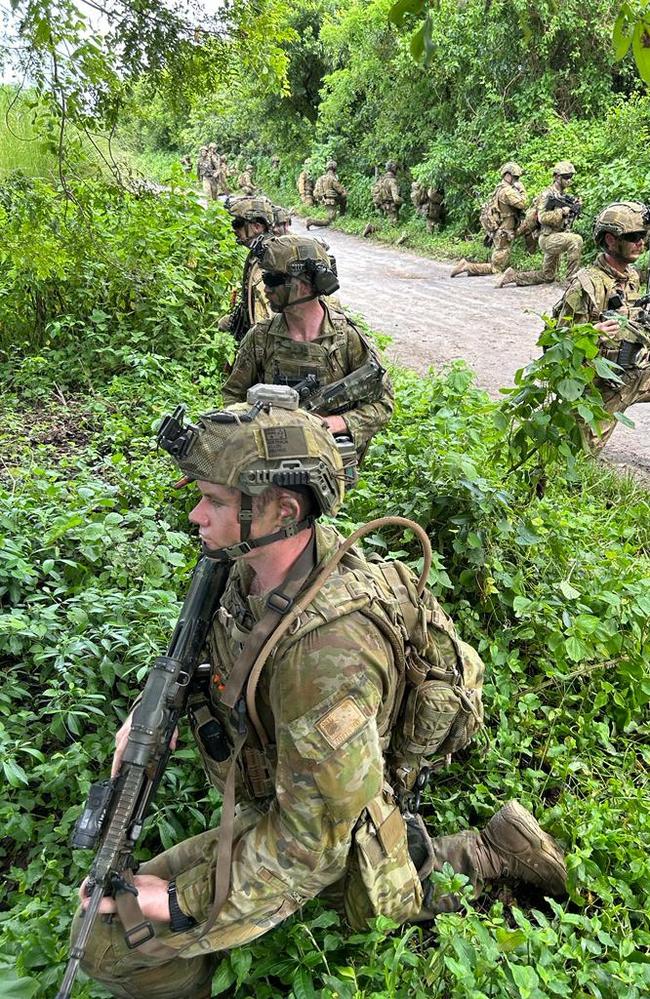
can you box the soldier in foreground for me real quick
[372,161,403,223]
[306,160,347,229]
[217,197,274,341]
[72,399,567,999]
[451,162,527,278]
[237,163,256,196]
[411,181,445,232]
[554,200,650,447]
[272,204,292,235]
[297,162,314,206]
[221,235,393,457]
[496,161,583,288]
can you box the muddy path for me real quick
[292,219,650,479]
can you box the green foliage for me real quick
[0,173,241,388]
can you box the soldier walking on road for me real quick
[451,162,527,278]
[306,160,347,229]
[496,161,583,288]
[72,393,567,999]
[554,201,650,448]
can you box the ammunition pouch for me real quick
[344,788,423,929]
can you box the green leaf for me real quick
[613,410,636,427]
[632,20,650,83]
[565,636,586,661]
[613,10,634,60]
[559,580,580,599]
[388,0,427,29]
[292,967,316,999]
[410,23,425,60]
[556,377,584,401]
[3,759,29,787]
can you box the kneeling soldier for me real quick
[72,400,567,999]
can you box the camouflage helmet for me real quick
[552,160,576,176]
[245,163,254,171]
[158,400,346,519]
[208,143,217,150]
[257,234,333,277]
[500,161,523,177]
[225,195,274,227]
[199,145,208,153]
[326,159,337,171]
[272,204,292,226]
[385,160,398,173]
[593,201,650,246]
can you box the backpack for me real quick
[372,175,390,207]
[313,174,326,202]
[244,517,485,800]
[479,185,503,237]
[517,194,541,240]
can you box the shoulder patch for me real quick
[316,696,367,750]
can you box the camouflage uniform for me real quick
[238,165,256,196]
[73,402,567,999]
[218,198,274,340]
[411,183,444,232]
[498,161,583,287]
[453,163,527,277]
[373,162,403,223]
[298,166,315,206]
[221,304,394,455]
[555,204,650,447]
[306,161,347,229]
[200,146,221,201]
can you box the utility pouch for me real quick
[344,789,423,930]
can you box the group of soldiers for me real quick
[297,159,444,235]
[195,144,258,201]
[71,170,571,998]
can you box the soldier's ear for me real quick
[277,492,302,526]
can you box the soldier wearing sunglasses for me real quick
[554,200,650,448]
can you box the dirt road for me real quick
[293,219,650,477]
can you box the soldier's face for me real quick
[611,231,646,263]
[189,481,282,554]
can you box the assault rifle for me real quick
[544,193,582,229]
[56,552,230,999]
[293,357,386,416]
[601,292,650,372]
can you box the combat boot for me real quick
[480,800,567,896]
[305,219,313,230]
[450,259,467,277]
[362,223,376,238]
[495,266,516,288]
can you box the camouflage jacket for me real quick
[538,183,572,235]
[494,180,527,235]
[238,170,255,195]
[298,170,314,196]
[374,173,402,207]
[221,304,394,453]
[314,170,347,206]
[180,523,397,938]
[556,254,648,363]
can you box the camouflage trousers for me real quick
[74,819,496,999]
[201,177,219,201]
[378,202,401,223]
[586,366,650,449]
[306,202,340,228]
[464,230,514,275]
[300,192,315,206]
[508,231,583,286]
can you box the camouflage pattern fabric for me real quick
[298,170,314,205]
[238,169,256,196]
[75,523,485,998]
[313,169,347,207]
[221,305,394,455]
[505,231,583,286]
[555,253,650,447]
[373,172,402,222]
[464,180,527,276]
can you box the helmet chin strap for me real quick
[202,492,315,561]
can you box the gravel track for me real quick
[293,219,650,479]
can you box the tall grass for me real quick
[0,86,61,179]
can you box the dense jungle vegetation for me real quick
[1,1,649,997]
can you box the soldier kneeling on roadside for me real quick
[73,394,568,999]
[554,200,650,449]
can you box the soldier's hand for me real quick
[595,319,621,336]
[112,713,178,778]
[562,207,571,217]
[79,874,171,922]
[321,415,349,435]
